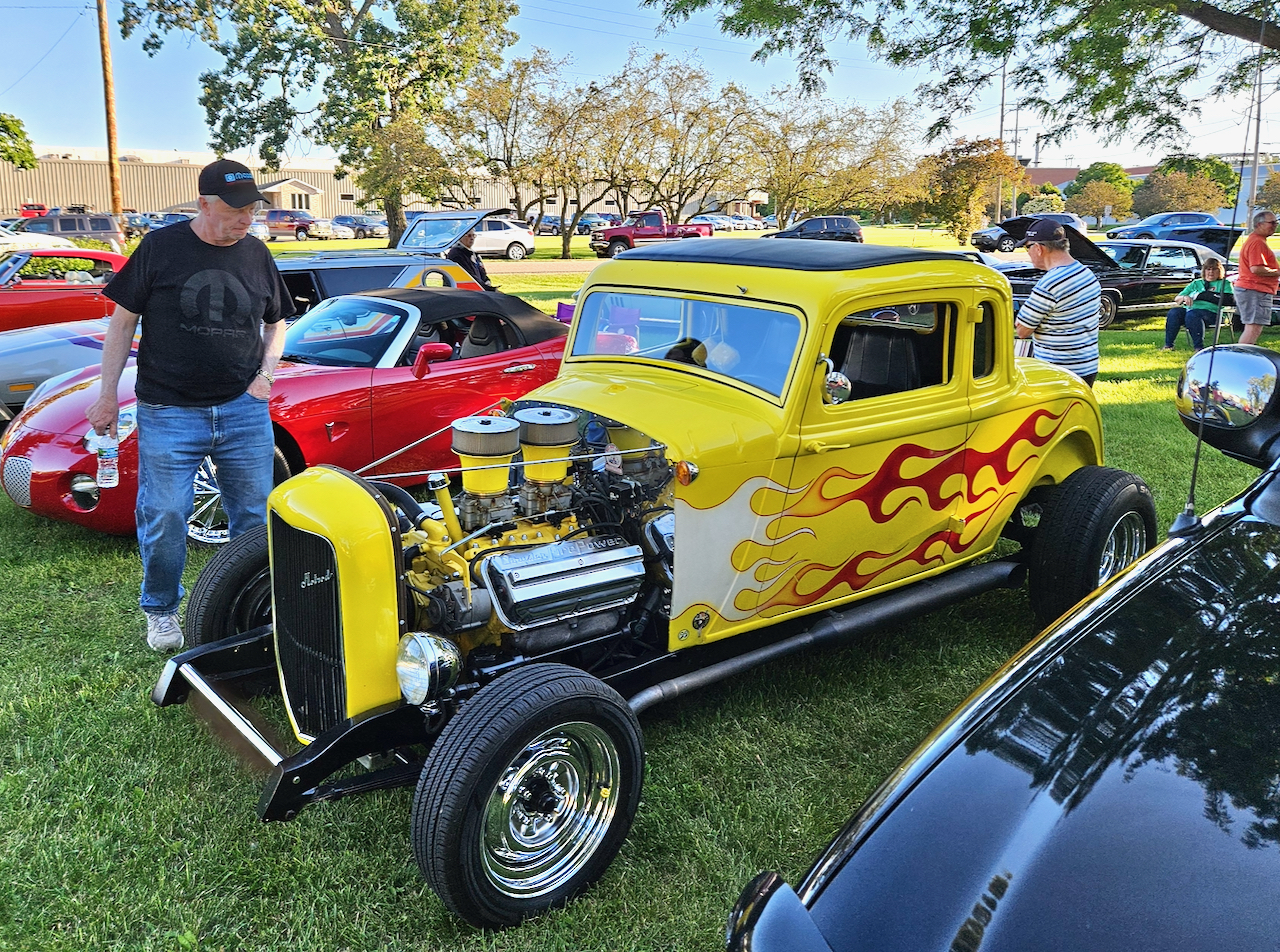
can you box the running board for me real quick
[628,559,1024,715]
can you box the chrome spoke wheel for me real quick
[1096,510,1148,584]
[480,721,621,900]
[188,455,228,544]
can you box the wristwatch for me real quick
[255,369,274,385]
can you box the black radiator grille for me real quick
[270,512,346,738]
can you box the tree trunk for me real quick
[385,193,406,247]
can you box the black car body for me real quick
[994,217,1235,328]
[763,216,863,242]
[728,345,1280,952]
[331,215,389,239]
[971,213,1087,252]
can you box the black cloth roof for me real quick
[357,287,568,346]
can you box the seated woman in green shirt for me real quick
[1163,258,1232,351]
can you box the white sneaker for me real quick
[145,612,184,652]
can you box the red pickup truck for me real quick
[589,209,714,257]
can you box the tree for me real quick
[1063,162,1134,199]
[1155,153,1239,194]
[1021,193,1066,215]
[0,113,36,170]
[1131,170,1228,217]
[121,0,517,243]
[921,138,1026,243]
[1255,173,1280,212]
[462,51,564,222]
[1066,180,1133,224]
[644,0,1280,148]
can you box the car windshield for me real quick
[400,215,481,251]
[1097,243,1148,268]
[282,296,411,367]
[570,290,802,397]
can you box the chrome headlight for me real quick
[395,632,462,706]
[82,407,137,451]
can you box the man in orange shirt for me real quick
[1234,210,1279,345]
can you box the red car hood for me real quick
[11,359,362,437]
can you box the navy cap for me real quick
[1014,218,1067,248]
[197,159,269,208]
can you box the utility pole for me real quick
[97,0,123,217]
[996,59,1007,222]
[1247,43,1265,225]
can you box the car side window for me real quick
[973,302,994,379]
[282,271,323,313]
[317,266,405,298]
[57,218,81,232]
[828,301,953,400]
[1149,247,1197,270]
[89,219,112,231]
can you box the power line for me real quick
[0,6,89,100]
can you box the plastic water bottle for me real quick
[96,433,119,489]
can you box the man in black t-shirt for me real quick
[445,227,497,291]
[87,159,295,652]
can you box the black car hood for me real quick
[994,216,1117,270]
[803,499,1280,951]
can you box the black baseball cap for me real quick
[198,159,269,208]
[1014,218,1067,247]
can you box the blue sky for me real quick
[0,0,1270,171]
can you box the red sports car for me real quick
[0,287,569,541]
[0,249,128,333]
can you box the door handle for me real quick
[805,440,850,454]
[503,363,535,374]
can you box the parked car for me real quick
[731,214,766,230]
[764,216,864,242]
[17,204,48,218]
[247,220,269,241]
[588,208,715,256]
[0,248,126,333]
[531,213,562,235]
[146,212,196,229]
[330,222,356,240]
[332,215,389,239]
[264,209,334,241]
[121,213,151,239]
[0,224,77,252]
[971,213,1088,252]
[0,318,140,425]
[993,217,1232,328]
[726,341,1280,952]
[0,287,569,540]
[689,214,726,231]
[9,213,126,253]
[1106,211,1222,240]
[576,213,612,234]
[145,238,1151,928]
[399,208,535,260]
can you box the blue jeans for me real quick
[135,390,273,615]
[1164,306,1205,349]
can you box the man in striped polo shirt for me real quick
[1014,218,1101,386]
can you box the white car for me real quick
[330,223,356,240]
[0,226,77,251]
[731,215,766,230]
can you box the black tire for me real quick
[997,235,1017,253]
[355,228,366,240]
[184,524,272,647]
[1136,232,1155,239]
[1027,466,1157,628]
[1097,293,1119,329]
[412,663,644,928]
[606,240,629,258]
[506,242,527,261]
[296,228,309,241]
[188,446,291,545]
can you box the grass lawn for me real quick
[0,300,1267,950]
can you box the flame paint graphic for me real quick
[672,403,1082,630]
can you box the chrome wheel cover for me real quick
[188,455,229,544]
[481,721,621,899]
[1096,510,1147,584]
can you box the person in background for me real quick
[85,159,294,652]
[1233,210,1278,346]
[446,228,497,291]
[1162,258,1232,351]
[1014,218,1101,386]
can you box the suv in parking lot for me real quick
[11,213,126,253]
[264,209,334,241]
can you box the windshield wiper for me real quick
[281,352,321,364]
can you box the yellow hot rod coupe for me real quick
[154,239,1154,927]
